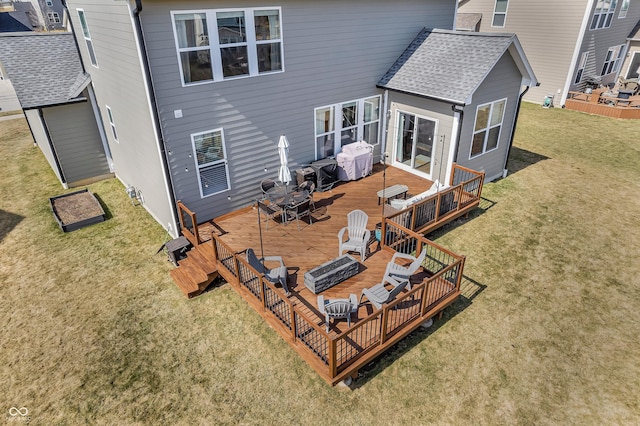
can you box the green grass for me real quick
[1,105,640,424]
[0,110,22,118]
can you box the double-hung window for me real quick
[105,106,118,142]
[590,0,618,30]
[575,52,589,84]
[77,9,97,67]
[48,12,61,24]
[314,96,380,159]
[172,8,283,85]
[470,99,506,159]
[601,45,625,75]
[492,0,509,27]
[191,129,230,197]
[46,0,53,6]
[619,0,629,18]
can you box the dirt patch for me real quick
[50,190,106,231]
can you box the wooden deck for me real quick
[565,90,640,119]
[172,164,484,384]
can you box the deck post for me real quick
[380,307,389,344]
[259,277,267,310]
[455,256,466,291]
[456,184,463,213]
[419,282,429,316]
[434,192,442,223]
[328,338,337,379]
[290,308,297,342]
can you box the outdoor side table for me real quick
[377,184,409,205]
[165,236,191,266]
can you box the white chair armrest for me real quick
[337,227,347,241]
[390,252,417,262]
[262,255,285,268]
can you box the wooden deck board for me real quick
[211,165,433,332]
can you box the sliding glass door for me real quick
[395,111,436,176]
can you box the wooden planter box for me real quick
[49,189,106,232]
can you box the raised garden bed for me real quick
[49,189,106,232]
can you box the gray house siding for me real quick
[41,98,111,186]
[140,0,456,222]
[572,2,640,90]
[459,0,587,105]
[24,108,64,184]
[456,52,522,181]
[385,91,455,186]
[66,0,178,234]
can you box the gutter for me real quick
[503,84,531,177]
[132,0,180,236]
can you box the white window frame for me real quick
[469,98,507,160]
[190,128,231,198]
[575,51,589,84]
[76,9,98,68]
[105,106,118,143]
[46,0,53,6]
[171,7,284,87]
[590,0,618,30]
[625,51,640,79]
[314,95,381,160]
[618,0,629,18]
[601,44,625,75]
[492,0,509,27]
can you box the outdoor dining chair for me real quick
[285,198,312,230]
[246,248,290,295]
[382,247,427,290]
[359,280,408,310]
[257,200,283,230]
[338,209,370,262]
[297,180,316,211]
[260,178,277,196]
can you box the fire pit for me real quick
[49,189,106,232]
[304,254,359,294]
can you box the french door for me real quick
[394,111,436,176]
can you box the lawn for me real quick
[1,103,639,424]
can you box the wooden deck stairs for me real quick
[169,242,219,298]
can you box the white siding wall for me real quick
[66,0,177,234]
[141,0,457,222]
[456,52,522,181]
[459,0,588,104]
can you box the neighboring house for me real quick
[0,32,114,188]
[39,0,66,31]
[60,0,535,237]
[458,0,640,106]
[620,20,640,79]
[0,1,40,32]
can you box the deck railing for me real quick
[385,164,484,235]
[177,200,201,246]
[210,226,464,384]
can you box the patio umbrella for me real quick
[277,135,291,187]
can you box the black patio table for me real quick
[266,186,309,224]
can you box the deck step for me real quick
[170,243,219,298]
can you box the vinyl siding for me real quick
[141,0,457,222]
[24,109,64,184]
[385,92,455,185]
[573,2,640,90]
[66,0,177,234]
[42,99,111,185]
[456,52,522,181]
[459,0,588,104]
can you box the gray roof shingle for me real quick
[0,32,87,109]
[378,28,518,105]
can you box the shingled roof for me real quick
[378,28,536,105]
[0,32,89,109]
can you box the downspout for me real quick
[450,104,464,177]
[133,0,180,237]
[380,89,389,161]
[39,108,68,188]
[503,84,531,177]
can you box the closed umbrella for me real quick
[278,135,291,186]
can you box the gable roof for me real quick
[0,2,39,32]
[377,28,537,105]
[0,32,88,109]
